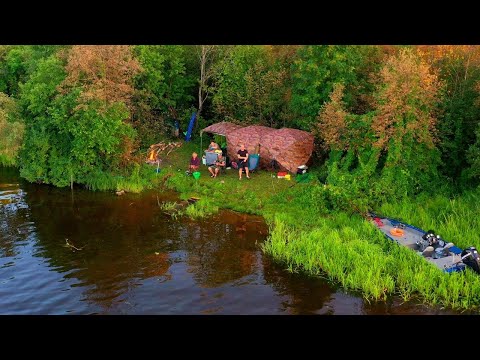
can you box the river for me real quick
[0,167,456,314]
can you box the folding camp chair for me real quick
[236,154,260,178]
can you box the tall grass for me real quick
[160,145,480,310]
[262,213,480,310]
[184,198,219,219]
[83,163,161,192]
[159,201,177,211]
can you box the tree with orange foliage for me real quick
[18,46,144,188]
[416,45,480,181]
[318,48,443,208]
[317,83,348,151]
[61,45,141,111]
[59,46,141,170]
[373,48,442,197]
[373,48,440,151]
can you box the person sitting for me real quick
[188,152,200,173]
[237,144,250,180]
[208,153,226,178]
[206,141,220,153]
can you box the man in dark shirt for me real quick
[237,144,250,180]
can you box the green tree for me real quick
[0,45,63,96]
[318,48,443,209]
[290,45,382,131]
[132,45,196,145]
[212,45,290,127]
[0,92,24,166]
[18,55,67,183]
[19,47,139,187]
[419,46,480,183]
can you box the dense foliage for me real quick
[3,45,480,310]
[1,44,479,195]
[0,92,24,165]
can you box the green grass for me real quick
[0,154,18,167]
[159,201,177,211]
[14,136,480,311]
[160,139,295,216]
[262,211,480,310]
[82,163,163,193]
[153,139,480,311]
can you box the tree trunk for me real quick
[198,46,206,118]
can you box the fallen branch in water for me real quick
[65,238,85,251]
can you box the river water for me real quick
[0,167,456,314]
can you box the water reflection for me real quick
[0,167,460,314]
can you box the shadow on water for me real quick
[0,166,461,314]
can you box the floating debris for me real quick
[64,238,85,251]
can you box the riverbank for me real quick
[151,140,480,311]
[7,139,480,311]
[2,165,460,314]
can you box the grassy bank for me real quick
[81,163,163,193]
[10,137,480,310]
[155,139,480,311]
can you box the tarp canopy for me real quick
[200,122,314,173]
[201,121,243,136]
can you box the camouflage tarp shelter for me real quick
[201,121,243,136]
[200,122,314,173]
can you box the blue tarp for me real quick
[248,154,260,170]
[185,112,196,141]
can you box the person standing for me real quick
[237,144,250,180]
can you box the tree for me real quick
[132,45,196,145]
[19,47,141,188]
[318,48,443,208]
[373,48,440,151]
[0,92,24,166]
[18,55,67,183]
[197,45,217,119]
[212,45,290,127]
[60,45,141,111]
[373,48,442,196]
[417,45,480,181]
[0,45,63,96]
[316,83,349,151]
[290,45,380,131]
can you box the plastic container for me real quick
[248,154,260,170]
[297,165,308,174]
[192,171,201,180]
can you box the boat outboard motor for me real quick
[421,230,445,249]
[461,247,480,274]
[419,231,435,251]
